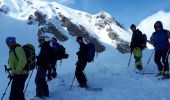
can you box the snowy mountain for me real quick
[0,0,131,53]
[138,10,170,40]
[1,0,170,100]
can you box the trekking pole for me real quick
[1,65,12,100]
[126,53,132,72]
[70,75,76,91]
[24,69,34,94]
[142,50,155,74]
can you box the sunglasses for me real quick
[154,25,161,28]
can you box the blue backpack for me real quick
[86,43,95,62]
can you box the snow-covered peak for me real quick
[138,10,170,39]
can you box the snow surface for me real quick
[1,1,170,100]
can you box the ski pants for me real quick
[154,49,169,74]
[75,60,87,86]
[35,67,49,98]
[133,47,142,69]
[9,74,28,100]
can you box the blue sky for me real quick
[58,0,170,27]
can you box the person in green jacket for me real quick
[6,37,28,100]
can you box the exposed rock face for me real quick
[106,27,130,53]
[59,13,105,53]
[37,22,68,42]
[94,12,130,53]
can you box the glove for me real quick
[11,69,19,75]
[8,74,14,79]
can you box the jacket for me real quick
[150,21,170,50]
[8,46,28,75]
[130,29,143,50]
[36,41,53,67]
[76,42,88,61]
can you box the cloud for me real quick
[138,10,170,39]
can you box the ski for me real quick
[158,77,170,80]
[142,72,156,75]
[85,87,103,92]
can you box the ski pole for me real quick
[142,50,155,74]
[1,65,12,100]
[70,75,76,91]
[126,53,132,72]
[24,69,34,94]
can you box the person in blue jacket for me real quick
[150,21,170,79]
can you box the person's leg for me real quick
[51,60,57,78]
[133,47,142,70]
[162,49,169,77]
[154,50,163,74]
[9,77,17,100]
[18,74,28,100]
[9,75,28,100]
[41,68,49,97]
[75,61,87,87]
[35,67,47,98]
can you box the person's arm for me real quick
[166,30,170,38]
[150,33,155,46]
[15,47,27,73]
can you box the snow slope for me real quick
[1,1,170,100]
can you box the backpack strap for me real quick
[13,50,19,61]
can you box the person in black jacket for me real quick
[35,36,53,98]
[47,37,59,81]
[130,24,144,71]
[75,36,88,88]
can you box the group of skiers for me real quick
[4,36,90,100]
[3,20,170,100]
[130,21,170,79]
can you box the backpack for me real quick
[14,44,36,71]
[140,34,147,49]
[86,43,95,62]
[55,44,69,60]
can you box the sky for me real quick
[56,0,170,28]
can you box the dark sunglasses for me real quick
[154,25,161,28]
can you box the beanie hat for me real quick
[130,24,136,29]
[6,37,16,45]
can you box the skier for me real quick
[130,24,145,72]
[6,37,28,100]
[35,36,53,98]
[150,21,170,79]
[75,36,88,88]
[47,37,58,81]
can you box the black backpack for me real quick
[14,44,36,71]
[55,44,69,60]
[140,34,147,49]
[86,43,95,62]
